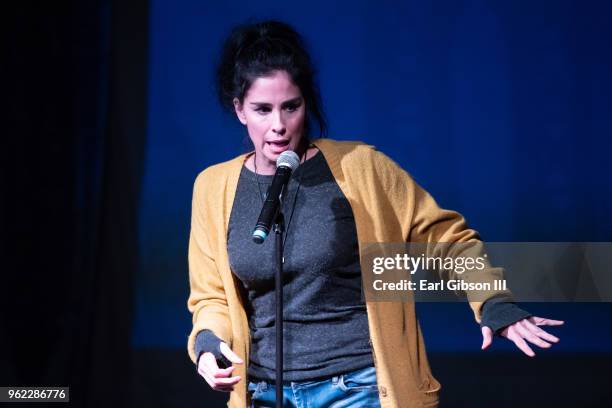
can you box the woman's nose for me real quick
[271,111,286,135]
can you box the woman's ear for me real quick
[233,97,247,125]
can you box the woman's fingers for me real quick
[210,365,236,378]
[206,373,241,386]
[481,326,493,350]
[197,352,242,392]
[220,342,244,364]
[199,368,238,392]
[529,316,564,326]
[496,316,563,357]
[515,321,551,349]
[202,353,236,378]
[523,319,559,343]
[199,367,241,388]
[504,326,535,357]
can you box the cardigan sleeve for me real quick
[406,177,515,323]
[186,171,233,365]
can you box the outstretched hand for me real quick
[481,316,564,357]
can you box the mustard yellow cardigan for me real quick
[187,138,508,407]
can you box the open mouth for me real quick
[268,139,290,147]
[267,139,291,153]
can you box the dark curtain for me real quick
[2,1,148,407]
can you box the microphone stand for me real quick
[273,212,285,408]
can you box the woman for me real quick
[187,20,563,408]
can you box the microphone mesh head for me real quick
[276,150,300,171]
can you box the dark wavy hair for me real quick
[215,20,327,139]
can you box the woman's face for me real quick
[234,70,306,172]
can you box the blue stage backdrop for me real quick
[133,0,612,352]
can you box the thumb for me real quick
[220,342,244,364]
[481,326,493,350]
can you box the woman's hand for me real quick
[197,342,244,392]
[481,316,564,356]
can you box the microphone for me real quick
[252,150,300,244]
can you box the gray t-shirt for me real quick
[227,150,374,381]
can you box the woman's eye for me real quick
[254,104,300,114]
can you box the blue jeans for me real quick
[247,365,381,408]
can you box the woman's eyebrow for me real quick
[249,97,303,106]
